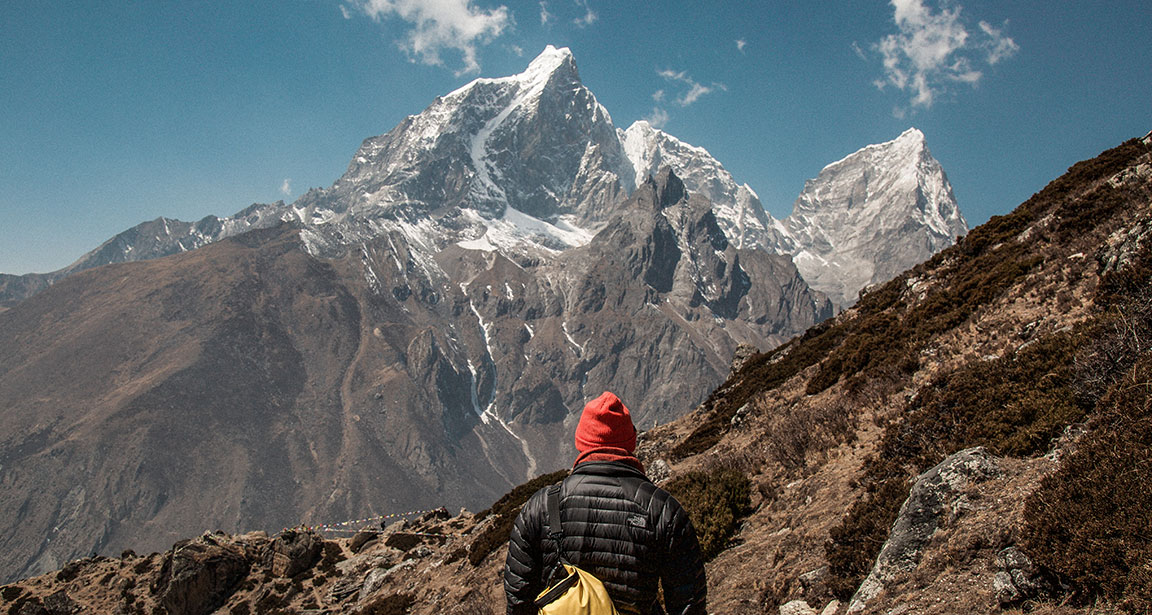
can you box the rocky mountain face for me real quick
[620,119,787,252]
[779,128,968,307]
[1,55,963,313]
[616,123,966,309]
[4,132,1149,615]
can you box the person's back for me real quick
[503,392,706,615]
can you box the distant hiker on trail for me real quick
[503,391,707,615]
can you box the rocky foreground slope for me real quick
[2,134,1147,613]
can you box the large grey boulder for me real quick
[157,536,251,615]
[847,447,1000,613]
[263,530,323,578]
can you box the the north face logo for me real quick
[626,514,647,529]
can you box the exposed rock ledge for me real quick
[848,447,1001,613]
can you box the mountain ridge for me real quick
[1,47,963,312]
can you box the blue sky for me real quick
[1,1,1149,275]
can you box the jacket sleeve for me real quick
[504,488,548,615]
[658,496,707,615]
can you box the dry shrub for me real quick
[671,318,852,460]
[1023,355,1152,613]
[1075,295,1152,403]
[0,586,23,602]
[1077,245,1152,404]
[758,396,857,472]
[663,466,752,561]
[825,472,911,600]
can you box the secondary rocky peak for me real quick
[652,167,687,210]
[628,167,688,213]
[782,128,968,307]
[619,120,782,250]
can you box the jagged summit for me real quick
[516,44,578,85]
[313,43,634,241]
[817,127,926,174]
[446,45,578,98]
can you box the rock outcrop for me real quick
[157,535,253,615]
[848,448,1001,612]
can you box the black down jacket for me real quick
[503,461,706,615]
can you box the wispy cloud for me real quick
[280,178,292,197]
[736,39,747,53]
[870,0,1018,112]
[657,69,723,107]
[339,5,352,20]
[572,0,596,27]
[644,107,670,129]
[351,0,510,76]
[978,20,1019,64]
[646,69,724,129]
[539,1,552,25]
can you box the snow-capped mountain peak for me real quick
[783,127,968,307]
[516,44,577,85]
[4,51,966,319]
[446,45,576,100]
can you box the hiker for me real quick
[503,391,707,614]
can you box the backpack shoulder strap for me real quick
[546,483,564,539]
[546,483,567,565]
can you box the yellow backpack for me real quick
[533,485,620,615]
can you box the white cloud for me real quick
[644,107,670,129]
[657,69,723,107]
[352,0,510,76]
[652,89,665,102]
[280,178,292,196]
[340,5,352,19]
[978,20,1019,64]
[736,39,746,53]
[681,83,711,105]
[573,0,596,27]
[539,1,552,25]
[872,0,1018,111]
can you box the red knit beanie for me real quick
[575,392,637,453]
